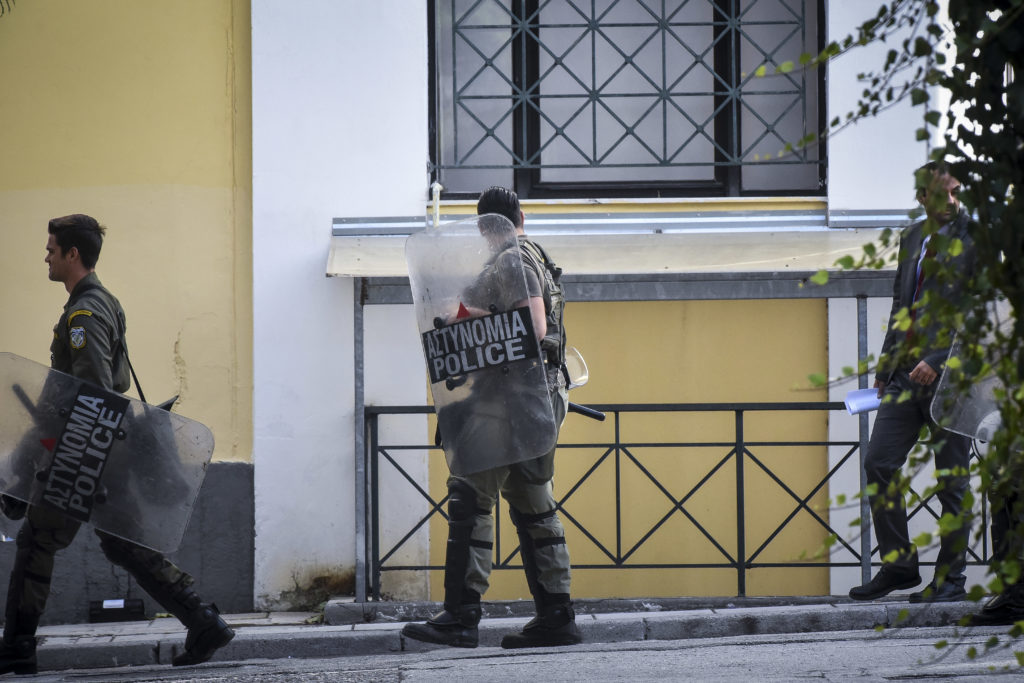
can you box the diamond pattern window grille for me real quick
[431,0,825,198]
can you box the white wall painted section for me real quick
[364,304,430,600]
[827,3,928,213]
[251,0,429,607]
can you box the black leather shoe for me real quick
[501,603,582,649]
[968,586,1024,626]
[909,580,966,603]
[172,603,235,666]
[401,606,481,648]
[849,568,922,601]
[0,636,36,676]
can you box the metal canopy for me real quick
[356,270,893,306]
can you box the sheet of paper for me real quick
[845,388,881,415]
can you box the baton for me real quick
[569,402,605,421]
[12,384,37,421]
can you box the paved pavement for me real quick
[33,596,982,673]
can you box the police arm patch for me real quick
[70,326,87,350]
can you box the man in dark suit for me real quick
[849,162,977,603]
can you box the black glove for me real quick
[0,494,27,521]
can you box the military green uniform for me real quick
[4,273,198,641]
[447,235,572,607]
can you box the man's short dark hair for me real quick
[915,160,954,196]
[48,214,105,270]
[477,186,522,228]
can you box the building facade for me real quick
[0,0,985,620]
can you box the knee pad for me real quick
[447,480,482,524]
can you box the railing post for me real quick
[857,296,872,583]
[615,410,623,564]
[353,278,369,603]
[369,411,382,600]
[735,409,746,596]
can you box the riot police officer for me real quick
[402,187,581,649]
[0,214,234,675]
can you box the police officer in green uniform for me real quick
[0,214,234,675]
[402,187,582,650]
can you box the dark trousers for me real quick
[864,369,972,584]
[4,505,192,640]
[990,493,1021,564]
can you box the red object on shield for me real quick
[456,302,471,320]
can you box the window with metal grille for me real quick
[430,0,826,198]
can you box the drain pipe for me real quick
[430,181,443,228]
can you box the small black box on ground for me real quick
[88,598,147,623]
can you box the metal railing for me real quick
[361,401,990,601]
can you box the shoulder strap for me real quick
[72,282,147,403]
[520,239,562,281]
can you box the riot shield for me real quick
[0,352,213,552]
[406,215,557,476]
[930,300,1013,440]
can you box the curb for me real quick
[34,601,980,673]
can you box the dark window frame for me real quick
[429,0,828,200]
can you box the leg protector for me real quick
[509,505,569,611]
[442,480,489,613]
[502,505,581,649]
[402,481,487,649]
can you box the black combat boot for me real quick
[170,594,235,666]
[402,601,482,648]
[0,636,37,676]
[501,601,582,649]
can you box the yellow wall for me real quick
[431,299,830,598]
[0,1,252,461]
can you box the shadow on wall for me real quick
[0,461,254,625]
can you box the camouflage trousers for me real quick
[449,386,570,598]
[3,504,192,640]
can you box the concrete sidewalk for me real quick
[33,597,980,673]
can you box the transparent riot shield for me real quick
[406,215,557,476]
[0,352,213,552]
[930,300,1013,440]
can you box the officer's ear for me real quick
[65,246,80,263]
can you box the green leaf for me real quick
[1015,652,1024,666]
[777,61,795,74]
[967,584,986,601]
[911,88,929,105]
[755,64,767,78]
[934,639,948,649]
[916,128,929,141]
[967,646,977,659]
[808,373,827,387]
[810,270,829,285]
[835,255,855,269]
